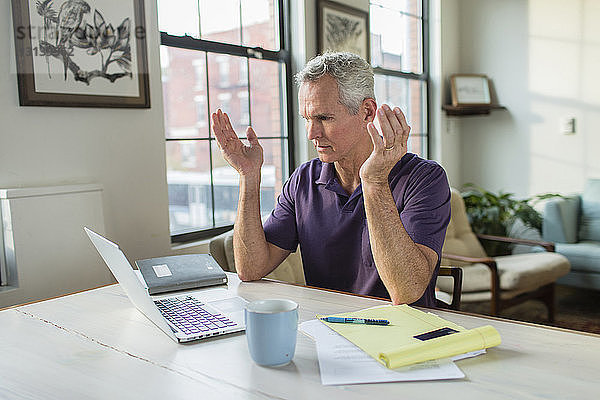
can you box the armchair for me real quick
[208,229,306,285]
[437,188,570,321]
[542,179,600,290]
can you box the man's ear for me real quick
[362,98,377,123]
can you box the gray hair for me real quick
[295,52,375,115]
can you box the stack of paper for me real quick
[299,304,500,385]
[300,319,477,385]
[318,304,501,369]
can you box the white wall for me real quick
[454,0,600,197]
[0,0,172,280]
[432,0,462,186]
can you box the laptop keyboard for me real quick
[155,296,237,335]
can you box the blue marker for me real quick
[321,317,390,325]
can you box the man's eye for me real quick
[318,116,331,121]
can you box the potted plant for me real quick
[461,184,560,256]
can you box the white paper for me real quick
[300,319,465,385]
[452,349,486,361]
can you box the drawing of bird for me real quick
[55,0,91,79]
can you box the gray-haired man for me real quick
[211,52,450,307]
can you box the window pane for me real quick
[210,139,285,223]
[260,138,287,210]
[408,134,427,156]
[249,59,285,138]
[157,0,200,37]
[200,0,241,45]
[210,141,239,227]
[166,141,213,234]
[370,6,423,73]
[161,47,209,139]
[408,79,427,135]
[161,1,290,238]
[242,0,279,50]
[208,54,249,137]
[374,75,427,156]
[370,0,422,17]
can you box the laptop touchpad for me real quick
[208,297,248,313]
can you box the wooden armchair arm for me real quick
[437,266,463,310]
[476,233,555,252]
[441,252,495,265]
[442,252,500,312]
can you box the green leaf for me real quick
[459,184,555,254]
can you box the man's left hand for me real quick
[359,104,411,184]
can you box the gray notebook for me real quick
[135,254,228,295]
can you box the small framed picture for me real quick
[450,74,491,106]
[11,0,150,108]
[317,0,369,61]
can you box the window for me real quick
[159,0,293,242]
[194,95,207,127]
[370,0,429,157]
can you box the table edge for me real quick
[4,275,599,339]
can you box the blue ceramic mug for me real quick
[245,299,298,367]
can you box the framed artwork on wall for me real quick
[11,0,150,108]
[450,74,491,107]
[317,0,369,61]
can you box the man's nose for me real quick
[306,121,322,140]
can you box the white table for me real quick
[1,273,599,399]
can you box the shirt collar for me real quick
[315,162,350,197]
[315,161,335,185]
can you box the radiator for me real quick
[0,184,115,308]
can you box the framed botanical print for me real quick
[317,0,369,61]
[11,0,150,108]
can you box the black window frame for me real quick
[370,0,430,159]
[159,0,295,243]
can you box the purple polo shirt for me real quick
[263,153,451,308]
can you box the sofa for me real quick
[542,179,600,290]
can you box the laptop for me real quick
[84,227,247,343]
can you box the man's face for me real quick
[298,75,371,164]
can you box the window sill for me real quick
[0,285,18,292]
[171,238,212,251]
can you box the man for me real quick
[211,52,450,307]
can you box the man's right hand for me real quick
[211,109,263,178]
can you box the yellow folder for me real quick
[318,305,501,369]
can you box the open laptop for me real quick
[84,227,247,343]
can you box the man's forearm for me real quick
[362,182,434,304]
[233,175,272,281]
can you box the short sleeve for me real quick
[397,162,451,257]
[263,170,300,252]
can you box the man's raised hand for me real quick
[211,109,264,178]
[359,104,411,185]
